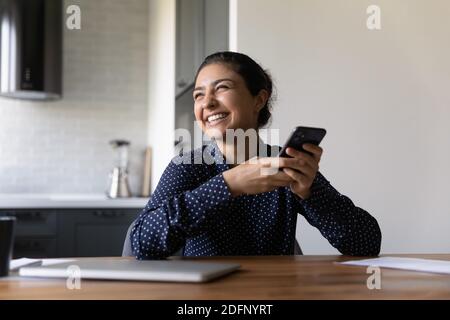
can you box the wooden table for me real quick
[1,254,449,299]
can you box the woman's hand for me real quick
[281,144,323,200]
[222,157,294,197]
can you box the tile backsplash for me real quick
[0,0,149,195]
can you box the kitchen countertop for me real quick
[0,194,149,209]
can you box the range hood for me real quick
[0,0,62,100]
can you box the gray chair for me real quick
[122,223,134,257]
[294,239,303,255]
[122,222,302,257]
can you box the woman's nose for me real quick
[201,92,217,109]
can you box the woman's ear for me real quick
[254,89,269,112]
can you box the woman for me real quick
[131,51,381,259]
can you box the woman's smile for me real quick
[205,112,230,127]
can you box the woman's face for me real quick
[193,63,266,139]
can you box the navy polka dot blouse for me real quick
[131,142,381,259]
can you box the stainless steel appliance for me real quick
[107,140,132,198]
[0,0,63,100]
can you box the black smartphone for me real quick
[278,126,327,157]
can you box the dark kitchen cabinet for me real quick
[175,0,229,150]
[57,209,137,257]
[175,0,229,98]
[0,209,139,258]
[176,0,204,97]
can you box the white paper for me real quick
[9,258,42,271]
[339,257,450,275]
[10,258,76,271]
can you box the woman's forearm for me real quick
[131,173,232,259]
[296,172,382,256]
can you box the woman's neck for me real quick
[215,135,260,167]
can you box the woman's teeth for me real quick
[207,113,228,123]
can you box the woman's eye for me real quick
[216,85,229,91]
[193,93,203,100]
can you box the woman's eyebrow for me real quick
[193,78,234,92]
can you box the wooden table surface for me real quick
[1,254,449,300]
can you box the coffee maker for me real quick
[107,139,132,198]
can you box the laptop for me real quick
[18,258,241,283]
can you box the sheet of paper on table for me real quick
[9,258,76,271]
[338,257,450,275]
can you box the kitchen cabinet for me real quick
[175,0,229,150]
[176,0,204,97]
[57,209,137,257]
[0,209,139,258]
[175,0,229,98]
[203,0,229,56]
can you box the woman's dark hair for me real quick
[195,51,275,128]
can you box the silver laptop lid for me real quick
[18,258,241,283]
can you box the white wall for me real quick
[0,0,149,194]
[230,0,450,254]
[147,0,176,192]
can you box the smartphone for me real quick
[278,126,327,157]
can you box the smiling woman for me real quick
[193,53,272,135]
[130,51,382,259]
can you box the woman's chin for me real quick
[204,121,231,139]
[205,127,227,140]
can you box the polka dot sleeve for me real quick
[130,160,232,260]
[295,172,382,256]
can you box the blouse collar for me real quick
[205,137,274,169]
